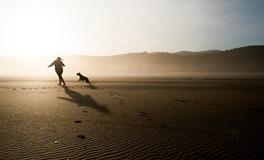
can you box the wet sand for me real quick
[0,77,264,159]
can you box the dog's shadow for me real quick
[58,86,110,114]
[87,84,98,90]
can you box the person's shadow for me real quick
[57,86,110,114]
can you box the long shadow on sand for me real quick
[58,87,110,114]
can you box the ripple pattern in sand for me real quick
[1,121,264,159]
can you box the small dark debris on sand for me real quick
[74,120,82,123]
[77,134,86,139]
[78,104,83,107]
[83,110,88,113]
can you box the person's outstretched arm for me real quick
[61,61,65,67]
[48,61,55,67]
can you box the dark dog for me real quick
[77,72,91,85]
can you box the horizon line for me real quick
[0,44,263,57]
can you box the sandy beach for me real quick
[0,77,264,159]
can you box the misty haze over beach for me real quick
[0,45,263,77]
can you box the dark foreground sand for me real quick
[0,77,264,159]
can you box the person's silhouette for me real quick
[48,57,66,86]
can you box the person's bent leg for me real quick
[59,76,63,85]
[60,71,66,86]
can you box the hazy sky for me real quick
[0,0,263,56]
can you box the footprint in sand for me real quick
[146,118,153,122]
[209,103,216,106]
[194,102,200,105]
[160,123,168,129]
[174,98,188,103]
[119,100,125,105]
[12,88,16,90]
[137,111,154,123]
[77,134,86,139]
[108,91,114,96]
[108,90,121,96]
[137,112,168,130]
[110,92,124,105]
[115,97,125,105]
[138,111,147,117]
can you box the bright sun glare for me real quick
[1,1,82,57]
[1,0,263,57]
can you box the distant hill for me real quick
[0,45,263,76]
[65,45,264,76]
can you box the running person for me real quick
[48,57,66,86]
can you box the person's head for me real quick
[57,57,63,61]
